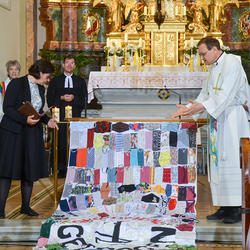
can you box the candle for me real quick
[190,37,194,47]
[125,32,128,43]
[144,6,147,15]
[52,107,60,122]
[175,5,178,15]
[106,37,110,47]
[65,105,72,119]
[152,6,155,15]
[182,6,186,16]
[139,38,142,47]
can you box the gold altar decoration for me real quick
[239,10,250,41]
[82,9,101,42]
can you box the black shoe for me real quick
[206,207,232,220]
[223,208,241,224]
[20,207,39,216]
[58,171,66,178]
[0,213,5,219]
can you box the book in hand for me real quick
[18,101,52,120]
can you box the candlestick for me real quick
[189,55,195,72]
[139,38,142,47]
[124,33,128,43]
[106,37,110,47]
[157,0,161,11]
[106,48,111,72]
[52,107,60,122]
[182,6,186,16]
[65,106,72,119]
[123,43,129,72]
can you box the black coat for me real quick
[47,74,87,121]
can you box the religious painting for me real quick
[239,10,250,41]
[82,9,100,42]
[0,0,11,10]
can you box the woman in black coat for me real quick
[0,59,58,219]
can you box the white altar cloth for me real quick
[88,71,209,102]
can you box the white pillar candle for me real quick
[52,107,60,122]
[175,5,178,15]
[65,106,72,119]
[139,38,142,47]
[125,32,128,43]
[144,6,147,15]
[182,6,186,16]
[106,37,110,47]
[190,37,194,47]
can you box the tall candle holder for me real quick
[138,48,143,72]
[105,47,111,72]
[201,60,208,72]
[123,43,129,72]
[189,47,194,72]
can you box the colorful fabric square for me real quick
[168,198,177,210]
[76,148,87,168]
[112,122,129,132]
[101,148,109,168]
[0,81,5,98]
[178,186,186,201]
[159,150,171,167]
[178,166,188,184]
[145,131,153,150]
[59,199,70,212]
[140,166,150,183]
[141,193,160,203]
[94,149,102,169]
[130,149,138,166]
[152,130,161,151]
[102,134,110,148]
[186,186,196,200]
[94,169,100,185]
[132,123,144,131]
[165,184,172,197]
[102,196,117,205]
[100,182,110,199]
[76,194,86,210]
[177,129,189,148]
[87,128,94,148]
[107,168,117,183]
[65,168,75,183]
[186,200,195,213]
[116,133,123,152]
[170,147,178,165]
[187,129,197,148]
[115,204,125,213]
[109,133,116,150]
[118,184,136,193]
[155,167,163,183]
[188,148,196,164]
[171,166,178,183]
[178,148,188,164]
[171,184,179,198]
[123,167,133,184]
[62,183,72,198]
[149,167,155,185]
[188,165,196,183]
[144,150,153,166]
[85,194,94,207]
[69,149,77,167]
[92,191,102,207]
[153,151,160,167]
[86,147,95,168]
[138,149,144,166]
[94,121,111,133]
[68,196,77,211]
[110,182,120,197]
[181,122,197,129]
[134,190,143,203]
[144,123,161,131]
[161,131,169,150]
[123,133,131,151]
[108,149,115,168]
[130,133,138,149]
[100,168,108,183]
[133,166,141,185]
[116,151,124,166]
[152,184,165,194]
[138,130,145,149]
[116,167,124,183]
[160,122,170,131]
[169,131,177,147]
[74,168,87,183]
[165,122,178,131]
[124,152,130,167]
[136,182,151,193]
[86,169,93,182]
[162,168,171,183]
[94,134,104,150]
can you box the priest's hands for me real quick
[61,94,74,102]
[48,118,59,130]
[170,99,205,118]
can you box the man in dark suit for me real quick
[47,54,87,178]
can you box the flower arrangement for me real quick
[104,46,124,58]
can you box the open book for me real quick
[18,101,52,119]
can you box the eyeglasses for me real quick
[65,62,75,65]
[199,50,209,57]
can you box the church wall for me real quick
[0,0,27,82]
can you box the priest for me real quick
[171,36,249,224]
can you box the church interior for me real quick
[0,0,250,249]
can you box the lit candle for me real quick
[190,37,194,47]
[106,37,110,47]
[52,107,60,122]
[182,6,186,16]
[65,106,72,119]
[139,38,142,47]
[144,6,147,15]
[125,32,128,43]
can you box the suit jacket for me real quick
[1,75,50,134]
[47,74,87,121]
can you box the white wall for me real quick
[0,0,27,82]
